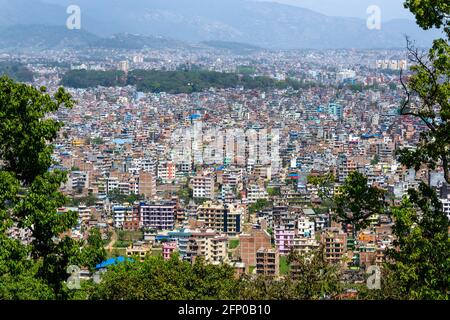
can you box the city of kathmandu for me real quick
[0,0,449,304]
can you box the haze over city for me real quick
[0,0,448,309]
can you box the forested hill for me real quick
[61,69,304,93]
[0,62,34,82]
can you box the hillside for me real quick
[0,0,441,49]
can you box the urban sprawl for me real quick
[3,45,448,290]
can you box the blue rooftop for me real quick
[190,114,201,120]
[361,133,382,139]
[95,256,133,269]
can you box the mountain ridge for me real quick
[0,0,442,49]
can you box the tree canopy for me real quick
[0,76,105,299]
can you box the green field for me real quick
[279,256,290,275]
[229,239,240,249]
[118,230,143,242]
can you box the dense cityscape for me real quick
[0,0,449,304]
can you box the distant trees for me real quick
[61,69,302,93]
[0,62,33,82]
[66,194,98,207]
[266,187,281,197]
[90,137,105,145]
[177,180,192,204]
[108,189,144,204]
[248,199,270,215]
[333,172,386,232]
[238,250,343,300]
[307,171,387,232]
[75,250,346,300]
[86,255,240,300]
[61,70,126,88]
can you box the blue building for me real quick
[328,103,344,119]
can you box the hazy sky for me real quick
[40,0,415,22]
[257,0,414,21]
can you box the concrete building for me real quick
[192,175,215,199]
[256,248,279,277]
[139,201,176,230]
[292,236,320,255]
[274,225,295,256]
[207,236,229,265]
[184,230,228,264]
[239,229,272,267]
[139,172,156,199]
[321,228,348,264]
[163,242,178,260]
[78,205,92,224]
[246,184,268,204]
[157,161,176,183]
[298,215,315,238]
[126,242,151,262]
[70,171,90,193]
[118,60,129,73]
[112,204,134,229]
[441,197,450,220]
[197,201,242,235]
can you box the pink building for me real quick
[274,226,295,256]
[163,242,178,260]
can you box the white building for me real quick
[112,205,134,228]
[192,175,215,199]
[298,215,315,239]
[118,60,129,73]
[246,184,268,204]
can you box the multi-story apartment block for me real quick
[321,227,348,264]
[157,161,176,183]
[192,175,215,199]
[133,158,157,174]
[246,184,268,204]
[274,225,295,256]
[298,215,315,238]
[239,229,272,267]
[337,156,357,183]
[163,242,178,260]
[112,204,134,229]
[441,197,450,220]
[167,229,192,261]
[358,243,377,268]
[78,205,92,224]
[207,236,229,265]
[106,176,119,194]
[256,248,279,277]
[70,171,90,192]
[139,201,176,230]
[118,181,131,194]
[184,230,228,264]
[138,172,156,199]
[292,236,320,255]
